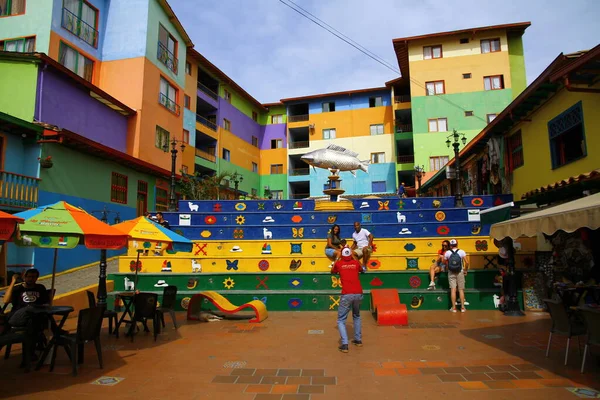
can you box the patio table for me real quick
[114,292,135,337]
[26,305,74,371]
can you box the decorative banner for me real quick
[15,234,80,249]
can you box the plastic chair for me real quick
[0,320,34,372]
[579,307,600,373]
[49,306,104,376]
[157,286,178,329]
[127,293,160,342]
[86,290,118,335]
[543,299,586,365]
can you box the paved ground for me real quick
[1,310,599,399]
[36,259,119,295]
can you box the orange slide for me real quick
[370,289,408,326]
[186,291,268,323]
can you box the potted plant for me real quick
[38,156,53,168]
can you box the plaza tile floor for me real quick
[1,310,599,399]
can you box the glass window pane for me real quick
[428,120,437,132]
[484,77,491,91]
[435,81,444,94]
[64,0,79,14]
[426,82,434,95]
[491,39,500,52]
[432,46,441,58]
[438,118,447,132]
[376,97,382,106]
[492,76,502,89]
[4,39,20,52]
[25,37,35,52]
[377,124,384,134]
[81,2,96,27]
[481,40,490,53]
[423,46,432,59]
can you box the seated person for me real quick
[352,222,373,272]
[325,224,343,267]
[427,240,450,290]
[3,269,50,328]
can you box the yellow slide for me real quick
[186,291,268,323]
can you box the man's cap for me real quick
[449,239,458,246]
[341,247,352,258]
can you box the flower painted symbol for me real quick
[223,277,235,289]
[235,215,245,225]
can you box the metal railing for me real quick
[195,114,217,131]
[157,41,178,74]
[396,155,415,164]
[61,7,98,48]
[197,81,219,100]
[394,95,411,103]
[289,168,310,176]
[396,124,413,133]
[289,141,309,149]
[0,170,39,209]
[288,114,309,123]
[158,93,180,115]
[195,148,216,163]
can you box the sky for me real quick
[169,0,600,104]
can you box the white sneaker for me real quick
[328,262,334,269]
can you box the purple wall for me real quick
[38,68,128,152]
[260,124,287,150]
[217,98,262,146]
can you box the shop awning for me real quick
[490,193,600,239]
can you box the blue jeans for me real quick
[337,294,363,345]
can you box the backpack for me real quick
[447,249,463,273]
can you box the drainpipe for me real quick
[563,77,600,93]
[36,63,48,122]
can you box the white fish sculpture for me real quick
[301,144,369,176]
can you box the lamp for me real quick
[446,129,467,207]
[92,206,122,308]
[163,138,186,211]
[231,172,244,199]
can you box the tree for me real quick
[179,171,234,200]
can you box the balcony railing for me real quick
[61,7,98,48]
[197,81,219,101]
[394,95,411,103]
[195,149,216,163]
[396,155,415,164]
[288,114,309,123]
[157,41,178,74]
[159,93,180,115]
[0,170,39,209]
[289,141,309,149]
[196,114,217,131]
[289,168,310,176]
[396,124,413,133]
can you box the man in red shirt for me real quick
[331,247,364,353]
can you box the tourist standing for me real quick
[444,239,469,312]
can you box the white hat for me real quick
[360,201,369,208]
[341,247,352,258]
[154,280,168,287]
[449,239,458,246]
[262,216,275,223]
[230,245,243,252]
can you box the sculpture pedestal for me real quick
[322,169,345,202]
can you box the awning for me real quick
[490,193,600,239]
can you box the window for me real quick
[464,111,473,117]
[548,101,586,169]
[0,0,25,16]
[222,148,230,161]
[271,114,283,124]
[463,73,472,79]
[58,42,93,82]
[159,77,179,114]
[270,164,283,174]
[184,94,190,109]
[372,181,387,193]
[136,180,148,216]
[62,0,98,47]
[110,172,128,204]
[271,190,283,200]
[223,118,231,131]
[252,162,258,173]
[251,188,257,197]
[0,36,35,52]
[370,124,384,136]
[507,130,524,171]
[155,187,168,211]
[323,128,336,140]
[486,113,497,123]
[459,38,469,44]
[252,111,258,122]
[484,75,504,91]
[322,102,335,112]
[224,89,232,103]
[429,156,449,171]
[425,80,445,96]
[185,61,191,75]
[481,38,501,54]
[423,45,442,59]
[369,96,383,108]
[251,136,258,147]
[428,118,448,132]
[271,139,282,149]
[158,23,178,73]
[371,152,385,164]
[155,125,169,150]
[183,129,189,144]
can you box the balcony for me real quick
[0,171,39,209]
[289,141,309,149]
[397,155,415,164]
[61,7,98,48]
[197,82,218,101]
[288,114,309,123]
[289,168,310,176]
[394,95,411,103]
[159,93,180,115]
[157,41,178,74]
[195,114,217,132]
[195,148,216,163]
[396,124,413,133]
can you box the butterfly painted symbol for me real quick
[378,200,389,210]
[253,297,267,304]
[331,276,343,288]
[226,260,239,270]
[292,227,304,238]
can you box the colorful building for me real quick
[420,45,600,203]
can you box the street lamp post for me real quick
[231,172,244,199]
[93,207,120,308]
[446,129,467,207]
[414,165,425,197]
[163,139,186,211]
